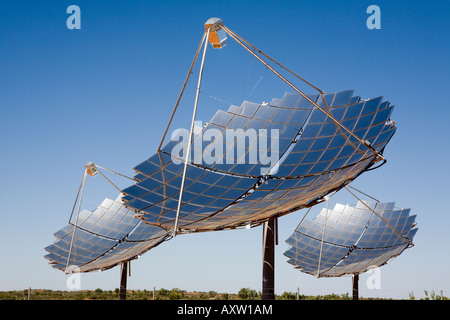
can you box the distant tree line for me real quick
[0,288,447,300]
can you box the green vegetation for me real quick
[282,292,351,300]
[419,290,448,300]
[0,288,228,300]
[237,287,259,300]
[0,288,447,300]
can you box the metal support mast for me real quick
[352,273,359,300]
[171,18,227,236]
[220,24,385,162]
[172,28,210,236]
[262,218,276,300]
[119,261,129,300]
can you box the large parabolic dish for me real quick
[121,91,396,232]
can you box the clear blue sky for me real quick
[0,0,449,299]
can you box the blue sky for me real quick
[0,0,449,299]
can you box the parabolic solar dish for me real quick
[44,195,170,272]
[284,201,418,277]
[121,90,396,232]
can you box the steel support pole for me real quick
[221,25,384,162]
[119,262,128,300]
[262,219,275,300]
[65,169,88,274]
[173,28,210,236]
[158,31,207,151]
[352,273,359,300]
